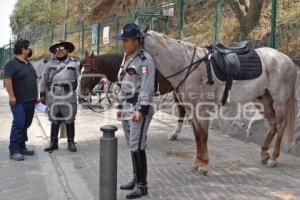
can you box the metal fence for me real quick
[1,0,299,69]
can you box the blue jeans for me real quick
[9,101,35,154]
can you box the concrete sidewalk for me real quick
[1,82,300,200]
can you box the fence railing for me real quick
[1,0,299,69]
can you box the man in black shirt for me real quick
[4,39,38,161]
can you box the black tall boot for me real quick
[126,150,148,199]
[44,123,60,152]
[66,122,77,152]
[120,152,136,190]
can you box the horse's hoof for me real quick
[168,134,178,140]
[266,159,277,168]
[196,167,208,176]
[261,154,270,165]
[190,166,198,174]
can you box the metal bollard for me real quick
[100,125,118,200]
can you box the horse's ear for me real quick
[85,50,89,58]
[143,25,149,33]
[91,50,95,57]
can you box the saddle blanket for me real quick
[211,47,262,82]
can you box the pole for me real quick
[177,0,184,39]
[97,22,101,55]
[43,25,47,53]
[9,40,12,59]
[134,0,138,16]
[270,0,277,48]
[63,0,68,40]
[51,24,54,45]
[63,23,68,40]
[100,125,118,200]
[115,17,120,52]
[0,48,3,68]
[215,0,221,43]
[80,21,85,59]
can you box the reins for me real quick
[162,47,211,91]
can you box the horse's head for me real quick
[78,51,101,104]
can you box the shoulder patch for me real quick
[138,51,147,61]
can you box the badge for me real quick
[141,66,150,74]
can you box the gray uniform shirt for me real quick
[118,49,156,117]
[40,57,80,105]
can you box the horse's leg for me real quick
[262,81,296,168]
[168,92,186,140]
[260,116,276,165]
[267,82,296,168]
[265,100,288,168]
[253,95,277,164]
[191,119,209,176]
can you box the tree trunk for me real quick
[228,0,266,40]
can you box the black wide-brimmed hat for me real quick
[49,40,75,54]
[113,22,149,40]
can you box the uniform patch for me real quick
[138,51,147,61]
[141,66,150,74]
[126,68,137,75]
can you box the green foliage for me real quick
[10,0,98,36]
[10,0,65,36]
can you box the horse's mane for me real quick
[148,31,195,48]
[147,31,210,54]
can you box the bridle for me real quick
[162,47,212,91]
[79,62,98,88]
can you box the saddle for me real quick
[209,41,262,105]
[212,41,250,81]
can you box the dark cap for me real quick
[113,22,149,40]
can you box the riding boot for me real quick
[44,123,60,152]
[66,122,77,152]
[126,150,147,199]
[120,152,136,190]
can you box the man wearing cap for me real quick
[40,40,79,152]
[113,22,156,199]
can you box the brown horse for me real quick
[78,51,187,139]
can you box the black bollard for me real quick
[100,125,118,200]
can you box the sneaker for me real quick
[10,153,25,161]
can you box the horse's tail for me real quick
[283,83,297,153]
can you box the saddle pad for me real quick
[211,47,262,82]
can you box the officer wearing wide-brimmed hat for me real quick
[40,40,79,153]
[113,22,155,199]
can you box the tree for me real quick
[227,0,270,40]
[10,0,64,36]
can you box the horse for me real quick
[143,30,297,175]
[78,51,187,140]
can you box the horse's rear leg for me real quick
[266,102,288,168]
[191,120,209,176]
[261,121,276,164]
[257,95,277,164]
[168,92,186,140]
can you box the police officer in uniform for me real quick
[113,23,156,199]
[40,40,79,152]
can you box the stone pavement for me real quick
[1,81,300,200]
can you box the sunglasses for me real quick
[55,46,65,52]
